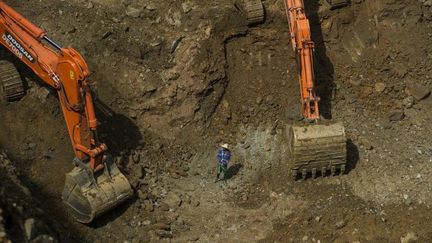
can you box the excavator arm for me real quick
[284,0,347,180]
[0,2,132,223]
[0,1,106,171]
[284,0,320,120]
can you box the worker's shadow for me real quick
[345,139,359,173]
[225,163,243,180]
[306,1,334,119]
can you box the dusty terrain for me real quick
[1,0,432,242]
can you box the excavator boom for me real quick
[0,2,132,223]
[285,0,320,120]
[284,0,347,179]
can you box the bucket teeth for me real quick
[311,168,317,179]
[292,165,348,180]
[321,167,327,177]
[301,169,307,180]
[292,169,298,180]
[340,165,346,174]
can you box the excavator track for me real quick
[289,123,347,180]
[244,0,265,25]
[0,61,24,102]
[325,0,349,10]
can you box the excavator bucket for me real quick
[62,158,133,223]
[244,0,265,25]
[325,0,349,10]
[288,123,347,180]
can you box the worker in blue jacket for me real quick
[216,144,231,182]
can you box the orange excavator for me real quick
[243,0,347,179]
[242,0,347,179]
[0,2,132,223]
[283,0,347,179]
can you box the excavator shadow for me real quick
[94,98,143,159]
[88,98,142,227]
[306,0,335,120]
[345,139,359,174]
[305,2,360,175]
[3,49,144,163]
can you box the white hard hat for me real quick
[221,143,229,149]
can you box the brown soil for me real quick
[1,0,432,242]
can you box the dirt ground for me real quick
[1,0,432,242]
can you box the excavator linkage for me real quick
[62,157,133,224]
[289,123,346,180]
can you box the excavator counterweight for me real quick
[0,1,132,223]
[284,0,347,179]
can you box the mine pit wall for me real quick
[319,0,427,64]
[129,8,250,140]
